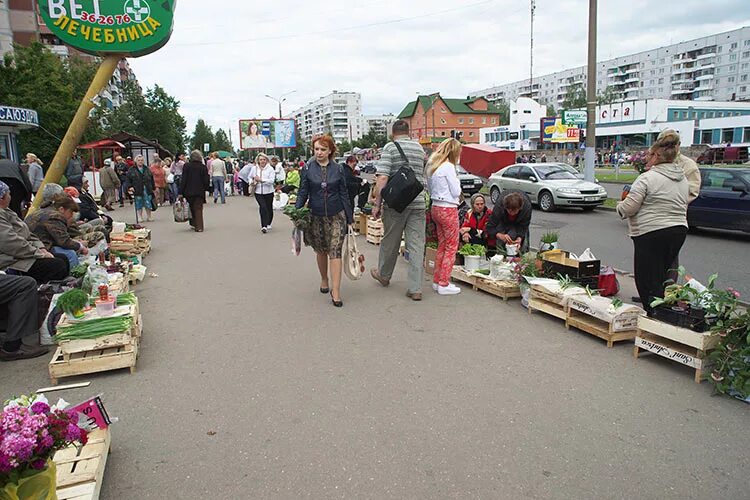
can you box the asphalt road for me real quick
[1,197,747,499]
[527,207,750,297]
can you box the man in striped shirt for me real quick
[370,120,428,301]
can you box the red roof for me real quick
[78,139,126,150]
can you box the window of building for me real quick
[717,67,722,74]
[682,111,688,119]
[728,76,736,83]
[716,78,721,84]
[441,131,446,136]
[742,86,748,93]
[658,78,664,84]
[482,117,487,124]
[491,118,497,124]
[701,130,712,143]
[458,118,464,124]
[441,107,446,113]
[659,58,665,64]
[468,118,474,124]
[709,112,715,118]
[722,128,734,142]
[745,127,750,142]
[730,54,738,61]
[650,70,656,76]
[731,42,738,49]
[744,51,750,59]
[440,118,447,124]
[649,79,655,85]
[469,131,474,137]
[700,112,706,119]
[718,46,723,53]
[659,68,665,74]
[743,75,749,82]
[745,40,750,46]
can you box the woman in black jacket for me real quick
[295,135,353,307]
[179,150,211,232]
[125,155,156,222]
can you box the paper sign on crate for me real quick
[567,297,642,332]
[635,337,703,369]
[70,396,112,430]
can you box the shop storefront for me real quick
[0,105,39,162]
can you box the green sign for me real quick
[38,0,176,57]
[562,110,587,126]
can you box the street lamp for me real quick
[265,90,297,119]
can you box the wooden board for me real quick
[450,267,477,288]
[634,317,715,383]
[528,297,567,320]
[566,309,636,348]
[473,277,521,301]
[637,316,717,350]
[55,428,111,500]
[49,343,137,385]
[59,332,134,356]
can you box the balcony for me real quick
[695,95,715,101]
[624,67,640,74]
[695,73,715,81]
[671,88,694,95]
[696,52,716,60]
[697,63,715,70]
[694,83,714,91]
[624,76,640,84]
[673,56,696,64]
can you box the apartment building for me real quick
[471,26,750,108]
[363,114,396,139]
[289,91,365,143]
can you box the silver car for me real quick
[487,163,607,212]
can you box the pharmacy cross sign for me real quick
[38,0,176,57]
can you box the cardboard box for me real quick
[424,247,437,275]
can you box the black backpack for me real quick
[381,142,423,213]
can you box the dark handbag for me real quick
[381,142,423,213]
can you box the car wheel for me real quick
[490,186,501,205]
[582,206,596,212]
[539,191,555,212]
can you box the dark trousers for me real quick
[358,184,371,209]
[187,197,205,231]
[632,226,687,313]
[21,256,69,285]
[255,192,274,228]
[240,180,250,196]
[0,275,38,350]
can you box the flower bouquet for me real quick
[0,394,89,499]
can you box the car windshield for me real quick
[554,163,580,175]
[534,165,578,180]
[739,172,750,185]
[456,165,468,174]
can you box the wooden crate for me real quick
[473,277,521,301]
[55,428,111,500]
[528,285,569,320]
[450,266,477,288]
[633,315,719,383]
[566,309,637,347]
[49,343,138,385]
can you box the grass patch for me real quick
[596,172,638,183]
[602,198,618,209]
[479,185,490,195]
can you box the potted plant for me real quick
[539,232,559,252]
[0,394,88,497]
[458,244,486,272]
[705,288,750,401]
[57,289,89,321]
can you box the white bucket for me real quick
[464,255,481,272]
[506,243,519,257]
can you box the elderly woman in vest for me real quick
[125,155,156,222]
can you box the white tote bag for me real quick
[343,226,364,280]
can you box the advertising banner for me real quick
[239,119,296,149]
[38,0,176,57]
[540,117,580,144]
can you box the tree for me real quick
[597,86,618,105]
[546,104,556,117]
[190,119,214,153]
[561,83,587,110]
[0,42,100,163]
[491,100,510,125]
[213,128,233,152]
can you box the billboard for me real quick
[540,117,580,144]
[239,119,296,149]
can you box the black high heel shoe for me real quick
[330,291,343,308]
[320,287,330,293]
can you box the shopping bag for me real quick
[291,227,302,256]
[173,198,190,223]
[598,265,620,297]
[343,226,364,280]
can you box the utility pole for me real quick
[584,0,597,182]
[530,0,535,99]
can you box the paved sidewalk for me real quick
[0,197,746,499]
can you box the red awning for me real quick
[77,139,126,150]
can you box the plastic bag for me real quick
[291,228,302,256]
[343,227,364,280]
[0,460,56,500]
[173,198,190,223]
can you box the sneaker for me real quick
[0,345,49,361]
[432,283,439,291]
[261,227,267,233]
[266,224,272,230]
[437,284,461,295]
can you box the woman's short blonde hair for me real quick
[651,129,680,164]
[255,153,269,163]
[26,153,43,165]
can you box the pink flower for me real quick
[30,459,46,470]
[30,402,50,415]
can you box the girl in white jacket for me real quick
[426,139,463,295]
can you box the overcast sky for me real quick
[130,0,750,147]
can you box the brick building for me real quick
[397,93,503,144]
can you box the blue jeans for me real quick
[52,247,79,268]
[212,177,225,203]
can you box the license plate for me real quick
[584,196,598,201]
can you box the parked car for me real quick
[360,161,377,174]
[486,162,607,212]
[688,168,750,232]
[456,164,483,195]
[553,162,584,179]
